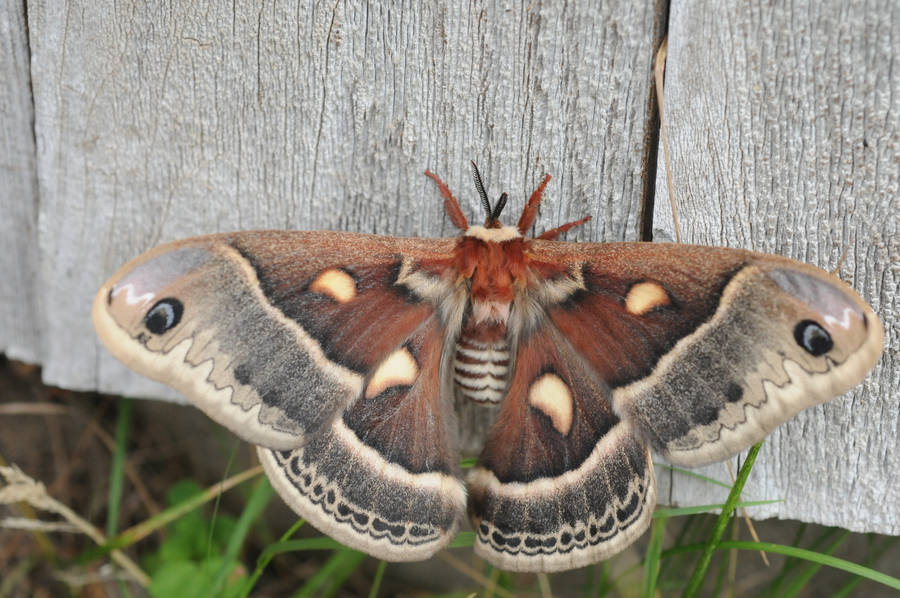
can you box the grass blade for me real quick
[368,560,387,598]
[830,536,899,598]
[654,499,782,518]
[776,528,848,598]
[207,477,274,596]
[666,540,900,591]
[683,441,762,597]
[81,466,264,565]
[653,463,733,489]
[258,536,346,561]
[106,398,132,537]
[449,531,475,548]
[238,519,306,598]
[642,515,667,597]
[290,549,366,598]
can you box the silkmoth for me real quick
[92,164,883,572]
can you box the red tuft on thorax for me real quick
[454,237,531,303]
[427,165,590,305]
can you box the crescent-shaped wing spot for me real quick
[365,346,419,399]
[624,281,671,315]
[310,268,357,303]
[527,373,574,436]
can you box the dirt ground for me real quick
[0,355,897,597]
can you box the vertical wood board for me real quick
[25,0,660,397]
[2,0,893,533]
[653,0,898,534]
[0,2,41,363]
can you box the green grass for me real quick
[41,400,900,596]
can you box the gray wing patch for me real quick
[614,264,884,466]
[467,422,655,573]
[93,242,363,450]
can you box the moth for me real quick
[92,164,883,573]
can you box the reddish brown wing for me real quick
[467,321,655,573]
[259,315,466,561]
[92,230,468,560]
[530,241,882,465]
[93,230,457,447]
[468,241,882,571]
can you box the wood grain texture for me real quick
[24,1,661,398]
[652,1,898,534]
[0,2,40,363]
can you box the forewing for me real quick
[92,230,457,450]
[531,241,884,466]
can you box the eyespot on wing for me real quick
[91,238,364,451]
[766,267,881,369]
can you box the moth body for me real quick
[453,320,510,404]
[450,233,524,404]
[446,169,580,405]
[92,165,884,573]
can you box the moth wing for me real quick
[532,241,884,466]
[469,241,883,572]
[92,230,457,450]
[467,321,655,573]
[94,230,468,559]
[259,314,467,560]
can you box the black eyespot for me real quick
[144,298,183,334]
[794,320,833,356]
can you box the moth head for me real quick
[428,162,589,244]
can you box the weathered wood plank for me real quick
[27,1,662,392]
[653,0,898,534]
[0,2,41,363]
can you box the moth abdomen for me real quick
[453,314,512,404]
[453,337,510,403]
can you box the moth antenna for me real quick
[491,192,508,221]
[470,161,493,221]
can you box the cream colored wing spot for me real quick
[625,281,671,315]
[527,373,574,435]
[310,268,357,303]
[365,347,419,398]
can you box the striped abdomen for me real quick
[453,333,510,404]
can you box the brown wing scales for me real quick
[467,322,656,572]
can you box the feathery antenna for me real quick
[470,161,492,220]
[491,192,508,221]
